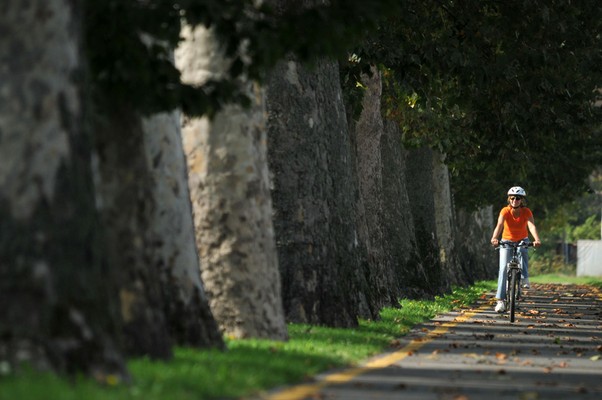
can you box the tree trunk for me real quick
[431,151,460,288]
[382,120,431,298]
[141,112,223,348]
[176,25,287,340]
[404,147,448,296]
[350,66,428,306]
[266,58,374,327]
[354,68,485,296]
[455,206,496,283]
[350,66,395,310]
[93,107,173,359]
[0,0,124,377]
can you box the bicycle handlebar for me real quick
[494,241,534,250]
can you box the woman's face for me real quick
[508,196,523,205]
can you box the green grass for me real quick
[531,273,602,289]
[7,278,602,400]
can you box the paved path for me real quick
[262,283,602,400]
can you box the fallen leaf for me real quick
[519,391,540,400]
[590,355,601,361]
[572,347,588,353]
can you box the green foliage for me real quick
[83,0,403,116]
[0,281,496,399]
[346,0,602,211]
[529,183,600,275]
[530,254,576,276]
[537,190,600,241]
[569,214,600,241]
[83,0,601,212]
[84,1,183,114]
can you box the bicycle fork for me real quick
[506,262,522,322]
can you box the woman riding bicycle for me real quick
[490,186,542,313]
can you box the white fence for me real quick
[577,240,602,276]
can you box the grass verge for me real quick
[531,273,602,289]
[12,278,602,400]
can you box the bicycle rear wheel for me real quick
[509,268,519,323]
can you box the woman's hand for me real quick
[491,238,499,247]
[533,240,542,247]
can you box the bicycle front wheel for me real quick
[509,268,519,323]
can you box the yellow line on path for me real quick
[265,301,493,400]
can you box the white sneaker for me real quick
[495,300,506,313]
[522,278,530,289]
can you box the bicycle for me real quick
[496,240,534,323]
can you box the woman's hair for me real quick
[507,196,527,207]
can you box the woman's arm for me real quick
[527,216,542,247]
[490,213,505,246]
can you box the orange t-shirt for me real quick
[500,206,533,241]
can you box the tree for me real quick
[266,56,376,326]
[141,111,224,348]
[348,66,431,304]
[348,63,496,300]
[92,105,175,359]
[345,0,602,212]
[0,0,124,377]
[1,0,226,377]
[89,31,224,357]
[177,25,287,340]
[83,0,402,119]
[0,0,417,372]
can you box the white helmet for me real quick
[507,186,526,197]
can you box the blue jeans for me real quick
[496,238,530,300]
